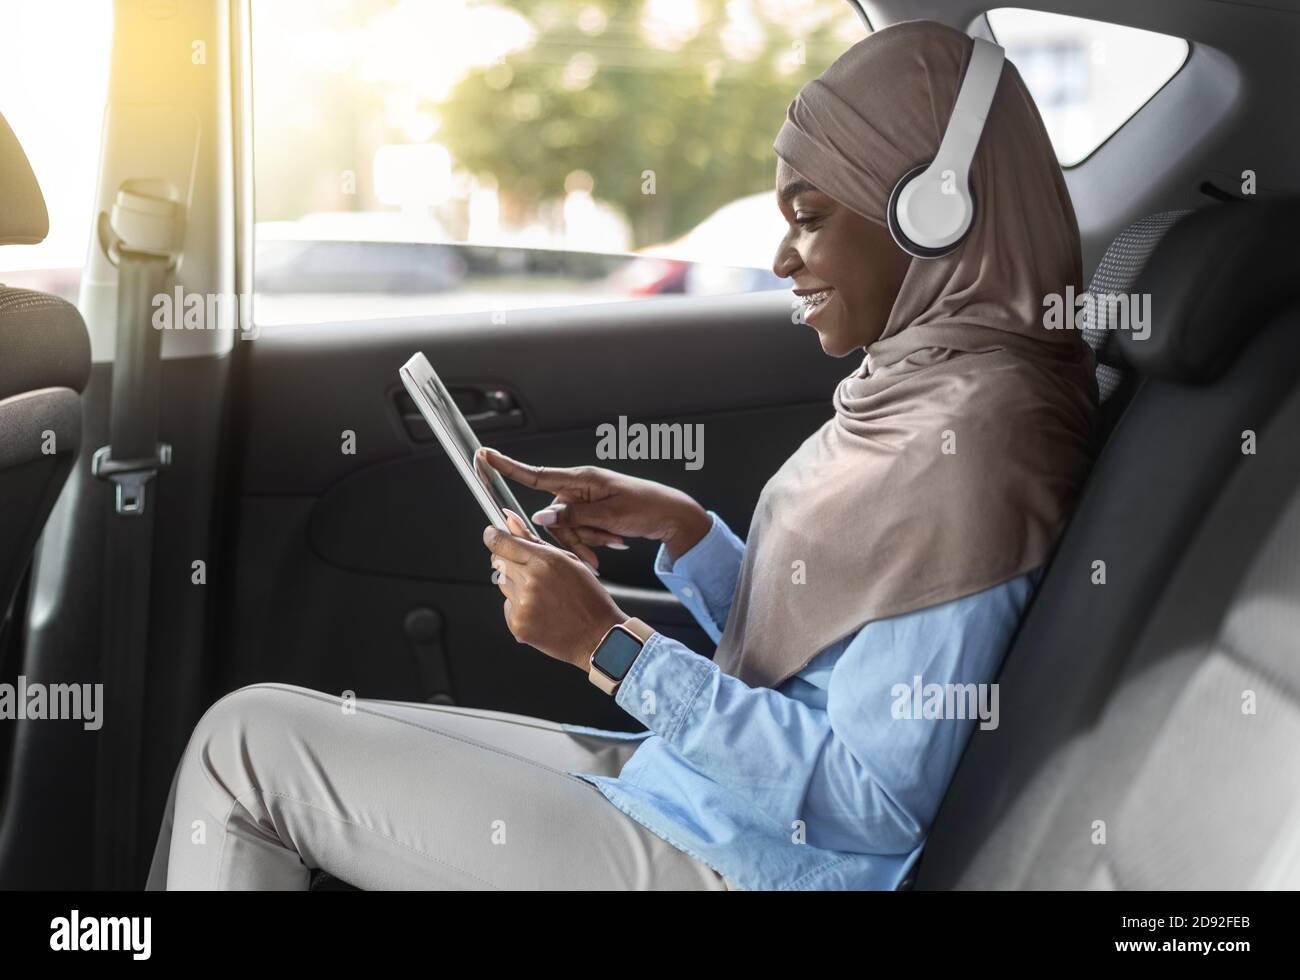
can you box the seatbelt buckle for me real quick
[97,181,184,271]
[92,444,172,516]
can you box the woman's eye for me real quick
[794,214,818,227]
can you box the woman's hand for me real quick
[482,510,629,671]
[476,448,712,567]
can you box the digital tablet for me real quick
[399,352,544,540]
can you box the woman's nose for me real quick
[772,239,800,280]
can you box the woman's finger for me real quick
[570,539,600,569]
[502,508,543,543]
[477,448,590,495]
[482,524,544,567]
[549,525,601,569]
[572,526,627,549]
[548,524,580,556]
[531,497,618,531]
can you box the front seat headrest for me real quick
[0,111,49,245]
[1117,199,1300,384]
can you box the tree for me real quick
[437,0,864,248]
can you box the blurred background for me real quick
[0,0,1187,327]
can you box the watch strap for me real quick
[620,616,655,644]
[588,617,654,694]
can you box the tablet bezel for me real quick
[398,352,542,540]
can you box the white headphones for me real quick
[886,37,1005,259]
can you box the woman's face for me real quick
[772,157,912,357]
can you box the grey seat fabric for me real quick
[0,114,91,625]
[1079,209,1192,406]
[0,288,91,401]
[0,290,88,621]
[1058,384,1300,889]
[917,199,1300,889]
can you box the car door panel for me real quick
[224,290,843,728]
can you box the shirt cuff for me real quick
[652,511,744,641]
[614,631,714,742]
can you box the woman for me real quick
[146,20,1097,891]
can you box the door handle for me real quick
[395,384,526,441]
[450,386,526,432]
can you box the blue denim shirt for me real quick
[567,511,1039,891]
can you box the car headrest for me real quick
[1080,209,1192,402]
[1,111,49,246]
[0,287,91,400]
[1116,200,1300,384]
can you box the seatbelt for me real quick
[91,182,183,889]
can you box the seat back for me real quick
[0,113,90,625]
[917,200,1300,889]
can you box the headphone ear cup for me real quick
[886,165,932,258]
[887,164,974,259]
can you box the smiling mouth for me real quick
[796,287,835,321]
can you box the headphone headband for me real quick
[887,37,1005,259]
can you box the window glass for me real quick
[250,0,868,326]
[985,8,1189,167]
[0,0,113,303]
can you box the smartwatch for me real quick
[588,617,655,695]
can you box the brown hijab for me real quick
[711,20,1099,689]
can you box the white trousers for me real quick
[145,683,728,890]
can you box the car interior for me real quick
[1,0,1299,895]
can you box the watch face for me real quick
[592,626,643,682]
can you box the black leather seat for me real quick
[0,112,91,633]
[917,200,1300,888]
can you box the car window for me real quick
[985,8,1189,167]
[0,0,113,304]
[250,0,868,327]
